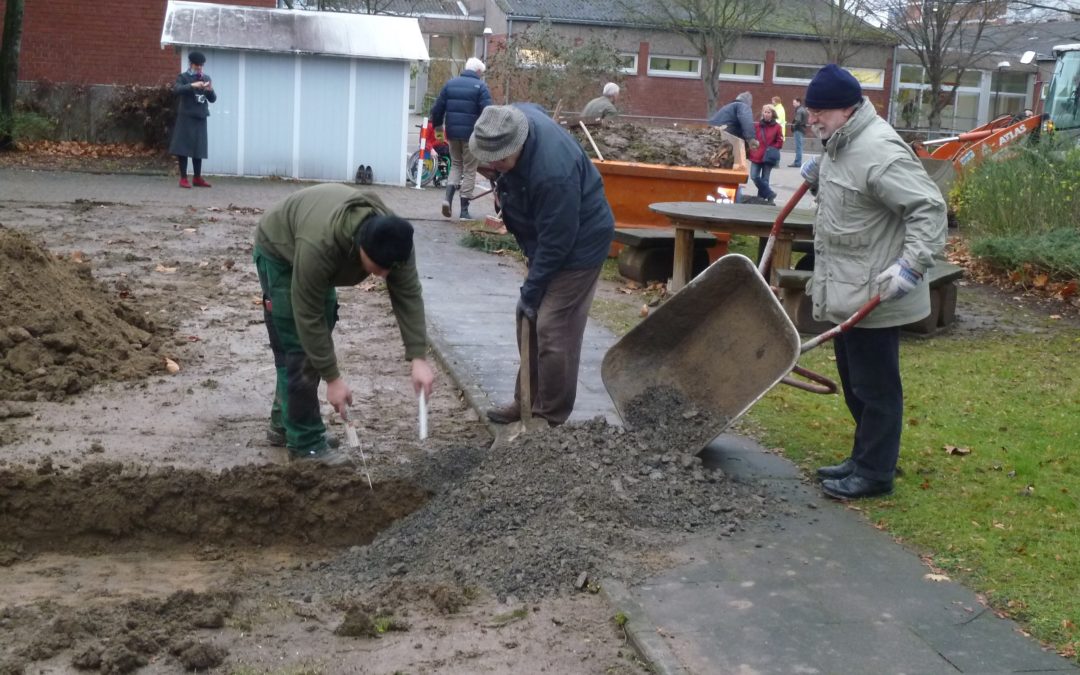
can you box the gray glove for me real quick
[800,156,820,186]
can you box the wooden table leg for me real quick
[671,226,695,292]
[770,235,794,286]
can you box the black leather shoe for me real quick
[821,474,893,500]
[816,458,856,481]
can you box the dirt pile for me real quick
[570,120,736,168]
[1,589,235,674]
[0,226,168,402]
[0,461,428,558]
[319,388,771,603]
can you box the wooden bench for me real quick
[613,227,718,283]
[775,261,965,335]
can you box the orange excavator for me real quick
[910,112,1044,201]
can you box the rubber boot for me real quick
[459,196,471,220]
[441,184,457,218]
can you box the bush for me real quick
[12,111,58,141]
[106,84,176,150]
[953,133,1080,278]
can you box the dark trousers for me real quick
[833,326,903,482]
[177,156,202,178]
[254,247,338,452]
[515,266,601,425]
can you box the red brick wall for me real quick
[621,42,889,122]
[0,0,274,86]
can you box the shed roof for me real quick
[161,0,429,61]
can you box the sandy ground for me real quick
[0,197,659,674]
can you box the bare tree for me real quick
[0,0,25,150]
[806,0,889,65]
[1007,0,1080,21]
[618,0,776,116]
[881,0,1011,130]
[485,21,627,110]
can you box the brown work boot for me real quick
[486,401,520,424]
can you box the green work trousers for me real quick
[254,247,338,453]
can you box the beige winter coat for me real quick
[805,98,947,328]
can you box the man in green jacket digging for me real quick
[254,184,435,464]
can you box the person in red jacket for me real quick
[747,104,784,203]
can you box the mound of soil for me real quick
[0,226,167,402]
[318,388,770,603]
[570,120,736,168]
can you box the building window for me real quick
[846,67,885,89]
[618,54,638,75]
[773,64,821,84]
[718,60,763,81]
[647,56,701,79]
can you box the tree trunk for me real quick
[0,0,26,150]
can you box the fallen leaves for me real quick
[944,444,972,456]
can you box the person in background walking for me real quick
[253,184,435,465]
[771,96,787,137]
[470,104,615,427]
[170,51,216,189]
[789,97,808,166]
[747,104,784,202]
[708,91,760,152]
[430,57,493,220]
[800,64,946,500]
[582,82,621,119]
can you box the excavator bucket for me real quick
[919,157,957,202]
[601,254,801,445]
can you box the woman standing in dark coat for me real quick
[169,51,216,189]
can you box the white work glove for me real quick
[875,259,923,301]
[800,156,820,186]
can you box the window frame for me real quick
[717,59,764,82]
[646,55,702,79]
[772,63,823,85]
[618,53,639,75]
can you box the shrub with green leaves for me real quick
[953,134,1080,278]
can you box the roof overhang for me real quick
[161,0,429,62]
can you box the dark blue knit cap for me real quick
[358,214,414,269]
[805,64,862,110]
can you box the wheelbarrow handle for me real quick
[780,364,838,395]
[782,295,883,395]
[758,181,811,278]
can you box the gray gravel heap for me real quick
[325,388,772,601]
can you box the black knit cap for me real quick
[357,215,414,270]
[188,51,206,65]
[805,64,862,110]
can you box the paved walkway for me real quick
[2,168,1074,674]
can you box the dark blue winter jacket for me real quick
[707,92,755,142]
[496,104,615,310]
[429,70,493,141]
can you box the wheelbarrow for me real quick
[601,182,881,446]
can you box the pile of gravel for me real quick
[319,388,772,601]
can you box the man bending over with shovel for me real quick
[471,104,615,427]
[254,184,435,464]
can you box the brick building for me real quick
[2,0,274,87]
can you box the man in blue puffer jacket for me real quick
[470,104,615,426]
[430,57,492,220]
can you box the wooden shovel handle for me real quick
[519,317,532,424]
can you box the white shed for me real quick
[161,1,429,184]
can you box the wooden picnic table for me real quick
[649,201,816,291]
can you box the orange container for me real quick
[594,160,749,262]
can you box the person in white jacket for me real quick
[799,65,947,500]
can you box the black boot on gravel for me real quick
[459,196,471,220]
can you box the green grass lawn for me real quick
[747,330,1080,659]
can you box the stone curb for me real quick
[601,579,691,675]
